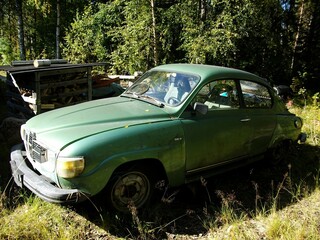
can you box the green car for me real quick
[10,64,305,212]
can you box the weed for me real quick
[252,181,269,217]
[0,105,320,239]
[215,190,248,226]
[290,98,320,146]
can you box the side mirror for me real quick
[193,102,208,115]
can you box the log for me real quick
[11,59,67,67]
[34,59,51,67]
[11,60,34,66]
[50,59,68,64]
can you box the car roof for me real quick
[152,64,270,86]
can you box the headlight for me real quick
[20,124,26,141]
[56,157,85,178]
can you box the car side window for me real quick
[194,80,240,110]
[240,80,272,108]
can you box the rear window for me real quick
[240,80,272,108]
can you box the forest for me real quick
[0,0,319,95]
[1,1,320,239]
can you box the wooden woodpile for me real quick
[1,61,140,120]
[0,61,141,147]
[2,61,106,119]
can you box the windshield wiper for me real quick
[140,95,165,108]
[122,92,139,99]
[121,92,164,107]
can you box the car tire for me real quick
[106,164,155,213]
[268,140,291,165]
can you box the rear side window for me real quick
[240,80,272,108]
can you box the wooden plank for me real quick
[35,71,41,114]
[108,75,136,80]
[37,66,88,77]
[21,95,36,104]
[87,67,92,101]
[41,88,88,100]
[41,104,55,109]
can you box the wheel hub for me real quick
[112,172,150,211]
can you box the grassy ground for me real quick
[0,79,319,239]
[1,143,319,239]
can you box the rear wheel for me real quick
[107,165,154,213]
[268,140,291,165]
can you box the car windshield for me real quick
[122,70,200,107]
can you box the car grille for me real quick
[26,132,47,163]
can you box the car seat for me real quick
[164,76,191,104]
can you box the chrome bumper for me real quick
[10,143,89,203]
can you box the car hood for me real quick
[26,97,171,150]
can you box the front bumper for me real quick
[10,143,89,203]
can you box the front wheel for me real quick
[106,165,154,213]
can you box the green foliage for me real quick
[0,37,17,65]
[312,92,320,106]
[1,0,318,88]
[294,110,319,145]
[63,2,124,69]
[178,0,245,65]
[289,91,320,147]
[63,5,106,63]
[109,0,154,73]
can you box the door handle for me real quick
[240,118,251,122]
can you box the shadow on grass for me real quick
[1,75,319,238]
[1,141,319,239]
[72,143,320,239]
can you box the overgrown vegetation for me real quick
[1,0,320,93]
[1,100,319,239]
[289,92,320,146]
[0,0,319,237]
[0,194,110,239]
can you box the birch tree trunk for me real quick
[15,0,26,60]
[291,0,305,72]
[200,0,206,21]
[56,0,61,59]
[150,0,158,66]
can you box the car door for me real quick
[180,79,253,177]
[239,80,277,156]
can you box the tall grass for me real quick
[0,103,319,239]
[200,101,320,240]
[0,192,110,239]
[289,93,320,145]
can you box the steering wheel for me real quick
[167,97,180,105]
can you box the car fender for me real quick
[57,119,186,196]
[268,114,302,148]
